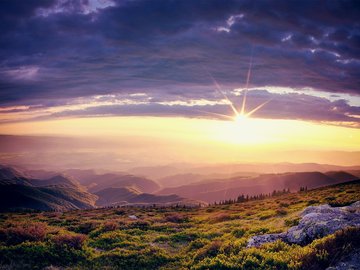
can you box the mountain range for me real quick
[157,171,359,203]
[1,164,359,211]
[0,165,199,211]
[0,165,97,211]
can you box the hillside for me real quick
[0,184,97,211]
[157,171,258,188]
[0,166,97,211]
[157,171,358,203]
[29,174,83,190]
[128,163,360,179]
[0,165,32,186]
[0,180,359,269]
[95,187,201,207]
[95,187,141,206]
[63,169,161,194]
[87,173,160,193]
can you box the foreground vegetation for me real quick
[0,181,359,270]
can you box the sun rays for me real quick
[205,56,272,124]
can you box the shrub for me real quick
[52,233,87,250]
[276,209,288,216]
[102,221,119,232]
[284,217,300,227]
[307,200,319,205]
[232,228,246,238]
[279,202,289,207]
[299,227,360,270]
[164,213,189,223]
[128,221,150,230]
[259,214,272,220]
[92,247,172,269]
[187,239,210,251]
[194,240,222,261]
[170,231,200,243]
[115,210,126,215]
[249,227,269,235]
[0,241,53,270]
[325,196,336,201]
[211,213,233,223]
[328,200,356,207]
[90,231,136,250]
[0,222,47,245]
[75,221,99,234]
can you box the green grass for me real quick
[0,181,359,269]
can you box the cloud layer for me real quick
[0,0,359,125]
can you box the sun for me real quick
[234,113,249,124]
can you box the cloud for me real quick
[1,89,358,128]
[0,0,359,123]
[2,66,40,81]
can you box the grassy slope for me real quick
[0,180,359,269]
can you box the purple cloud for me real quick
[0,0,359,123]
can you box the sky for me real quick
[0,0,359,167]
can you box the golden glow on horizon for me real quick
[0,116,359,152]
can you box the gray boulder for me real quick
[247,201,360,247]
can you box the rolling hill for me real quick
[95,187,202,207]
[0,165,97,211]
[157,171,359,203]
[62,169,161,193]
[1,180,359,269]
[0,184,97,212]
[128,162,360,179]
[29,174,83,190]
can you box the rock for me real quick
[247,201,360,247]
[247,233,286,247]
[128,215,138,220]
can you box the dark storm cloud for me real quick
[0,0,359,124]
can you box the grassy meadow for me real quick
[0,181,359,270]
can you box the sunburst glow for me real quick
[208,55,271,129]
[234,113,249,124]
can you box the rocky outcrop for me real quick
[247,201,360,247]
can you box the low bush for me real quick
[232,228,246,238]
[210,213,233,223]
[102,221,119,232]
[75,221,100,234]
[170,231,200,243]
[164,214,189,223]
[92,247,173,269]
[0,222,47,245]
[52,233,87,250]
[284,217,301,227]
[299,227,360,270]
[194,240,222,261]
[307,199,319,205]
[276,209,288,216]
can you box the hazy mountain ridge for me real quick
[0,166,97,211]
[62,169,160,194]
[1,164,359,210]
[95,187,203,207]
[0,184,97,212]
[129,162,360,180]
[156,172,259,188]
[157,171,359,203]
[29,174,83,190]
[0,165,201,210]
